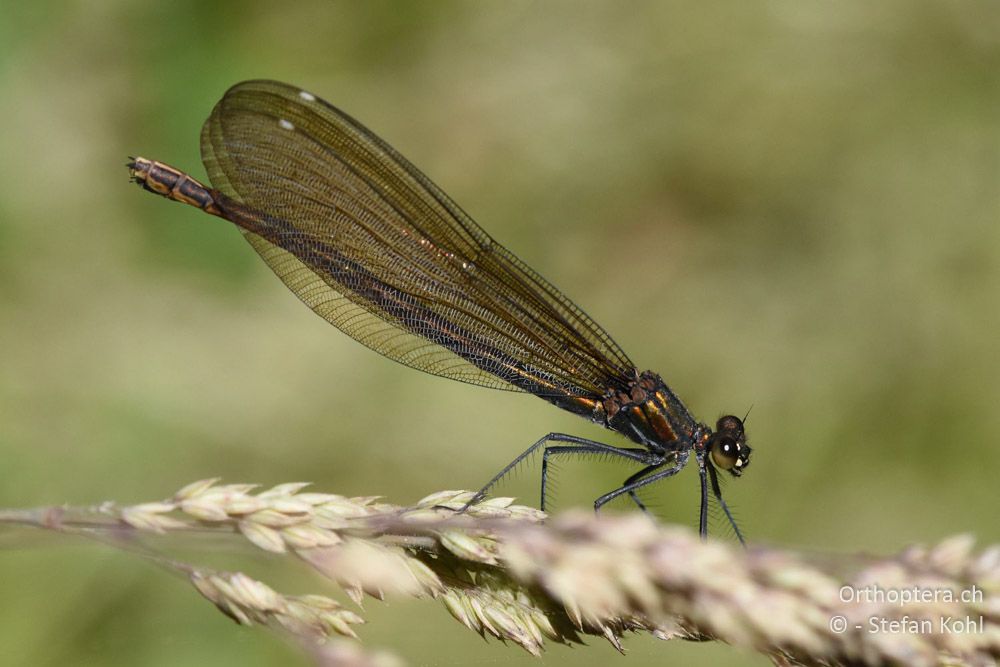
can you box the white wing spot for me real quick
[299,90,316,102]
[278,119,295,130]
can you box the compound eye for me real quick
[710,436,739,470]
[716,415,744,436]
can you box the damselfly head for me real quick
[709,414,751,477]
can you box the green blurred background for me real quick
[1,1,997,665]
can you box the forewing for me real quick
[200,79,635,397]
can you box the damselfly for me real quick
[128,80,752,543]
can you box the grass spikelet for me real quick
[3,479,997,667]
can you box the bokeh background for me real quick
[1,2,997,665]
